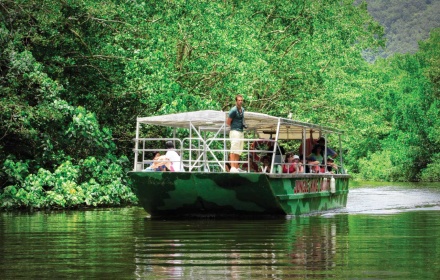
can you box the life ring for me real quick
[250,140,272,162]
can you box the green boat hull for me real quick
[129,172,349,218]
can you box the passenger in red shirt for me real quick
[283,153,304,174]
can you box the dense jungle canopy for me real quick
[1,0,439,209]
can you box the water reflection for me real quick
[132,216,348,279]
[1,186,440,279]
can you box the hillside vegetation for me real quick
[359,0,440,58]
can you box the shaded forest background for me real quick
[0,0,439,209]
[359,0,440,59]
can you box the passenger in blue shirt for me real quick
[317,137,338,159]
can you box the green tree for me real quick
[8,0,434,209]
[347,28,440,181]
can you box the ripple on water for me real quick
[344,186,440,214]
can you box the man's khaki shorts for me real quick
[230,130,244,155]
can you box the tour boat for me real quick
[129,110,349,218]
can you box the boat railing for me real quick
[181,137,284,173]
[133,136,344,174]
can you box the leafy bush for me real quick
[357,150,395,181]
[420,153,440,182]
[0,156,137,210]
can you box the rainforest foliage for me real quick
[0,0,439,209]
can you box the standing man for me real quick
[226,94,246,173]
[317,137,338,159]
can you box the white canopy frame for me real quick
[183,121,230,172]
[134,110,345,173]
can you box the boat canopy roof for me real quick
[137,110,342,140]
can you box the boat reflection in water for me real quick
[133,215,348,278]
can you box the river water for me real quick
[1,184,440,279]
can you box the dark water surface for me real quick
[1,185,440,279]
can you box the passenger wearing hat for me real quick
[283,153,304,173]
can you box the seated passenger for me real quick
[308,144,324,162]
[151,151,161,162]
[225,162,231,172]
[144,155,172,171]
[305,157,318,173]
[283,153,304,173]
[326,156,338,173]
[260,155,272,173]
[143,151,161,171]
[165,141,182,171]
[242,156,259,172]
[307,144,324,173]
